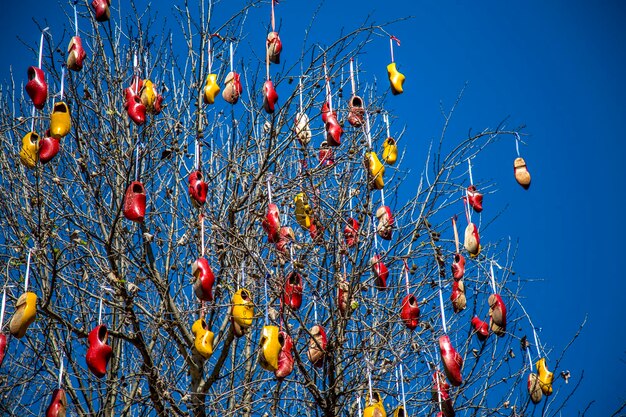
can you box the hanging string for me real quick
[372,216,379,250]
[437,285,447,334]
[24,249,32,293]
[365,112,372,148]
[452,216,460,254]
[58,351,65,389]
[349,58,356,96]
[532,325,541,360]
[313,292,318,322]
[357,395,362,415]
[298,78,303,112]
[239,263,244,289]
[270,0,276,32]
[367,362,374,406]
[229,42,234,73]
[323,59,333,113]
[98,297,103,325]
[389,36,400,63]
[514,132,521,157]
[200,214,205,257]
[526,347,534,372]
[380,188,385,207]
[134,143,141,181]
[207,35,212,74]
[0,288,6,330]
[264,273,269,325]
[384,113,390,138]
[38,28,49,69]
[488,261,497,294]
[467,158,474,185]
[265,35,270,81]
[132,53,139,94]
[73,3,79,37]
[266,176,272,204]
[399,363,407,414]
[59,67,66,100]
[289,243,295,267]
[464,188,472,225]
[403,259,410,295]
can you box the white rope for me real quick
[399,363,407,414]
[24,250,32,292]
[365,112,372,148]
[30,107,35,133]
[438,286,447,334]
[299,78,303,112]
[207,36,212,74]
[58,352,64,388]
[313,293,318,322]
[367,364,373,406]
[404,265,410,296]
[73,3,79,36]
[60,67,65,100]
[467,158,474,185]
[349,58,356,96]
[135,143,141,181]
[200,215,205,257]
[264,273,269,325]
[514,132,521,157]
[38,28,49,69]
[357,395,362,415]
[527,347,533,372]
[384,113,390,138]
[380,189,385,207]
[230,42,234,73]
[489,261,497,294]
[98,297,103,325]
[266,176,272,204]
[389,37,394,63]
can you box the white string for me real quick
[404,265,410,296]
[38,28,49,69]
[380,189,385,207]
[349,58,356,96]
[230,42,234,73]
[464,188,472,224]
[532,326,541,359]
[399,363,407,414]
[489,261,497,294]
[207,36,212,74]
[266,176,272,204]
[24,250,32,292]
[264,273,269,325]
[514,133,521,157]
[58,352,64,388]
[60,67,65,100]
[527,347,534,372]
[313,293,318,322]
[200,215,205,257]
[73,4,78,37]
[389,37,394,63]
[134,143,140,181]
[357,395,362,415]
[30,107,35,132]
[452,217,460,254]
[373,217,379,249]
[323,61,333,113]
[467,158,474,185]
[384,113,390,138]
[365,112,372,148]
[299,78,303,112]
[239,263,244,289]
[289,244,294,266]
[438,286,447,334]
[0,289,6,330]
[195,138,200,171]
[367,364,373,406]
[98,297,103,325]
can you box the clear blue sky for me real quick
[2,1,624,415]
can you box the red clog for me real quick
[188,171,208,207]
[283,271,303,310]
[466,185,483,213]
[450,280,466,313]
[262,203,281,243]
[343,217,359,248]
[267,32,282,64]
[400,294,420,330]
[275,226,295,255]
[222,72,243,104]
[263,80,278,114]
[318,141,334,166]
[192,257,215,301]
[0,333,6,368]
[439,334,463,386]
[325,112,342,146]
[124,87,146,126]
[470,316,489,341]
[431,371,455,417]
[39,130,60,164]
[275,330,294,379]
[67,36,87,71]
[347,95,365,127]
[45,388,67,417]
[86,324,113,378]
[307,325,327,367]
[488,294,507,337]
[123,181,146,223]
[451,253,465,280]
[370,254,389,290]
[26,66,48,110]
[92,0,111,21]
[376,205,394,240]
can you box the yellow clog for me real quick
[19,132,39,168]
[364,391,387,417]
[536,357,554,395]
[294,193,312,230]
[50,102,71,138]
[258,325,281,371]
[382,137,398,165]
[365,152,385,190]
[191,318,214,360]
[387,62,405,95]
[203,74,220,105]
[9,292,37,338]
[231,288,254,329]
[140,79,157,111]
[392,406,406,417]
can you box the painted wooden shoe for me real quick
[466,185,483,213]
[401,294,420,330]
[275,226,295,256]
[535,358,554,395]
[86,324,112,378]
[431,371,455,417]
[439,334,463,386]
[91,0,111,22]
[123,181,146,223]
[294,112,311,146]
[39,130,60,164]
[267,32,282,64]
[294,193,312,230]
[20,131,39,168]
[364,391,386,417]
[191,318,214,360]
[463,223,480,257]
[307,324,327,367]
[222,72,242,104]
[451,253,465,280]
[231,288,254,330]
[259,325,281,371]
[123,88,146,126]
[343,217,359,248]
[393,406,406,417]
[528,372,543,404]
[45,388,67,417]
[337,278,350,314]
[488,294,507,337]
[26,67,48,110]
[325,112,343,146]
[275,330,294,379]
[318,141,334,166]
[382,137,398,165]
[320,101,330,124]
[514,157,531,189]
[365,152,385,190]
[192,257,215,302]
[450,280,466,313]
[283,271,303,310]
[0,333,6,368]
[263,80,278,114]
[203,74,220,105]
[188,171,208,207]
[262,203,281,243]
[50,102,71,138]
[387,62,405,95]
[347,95,364,127]
[470,316,489,341]
[67,36,87,71]
[9,292,37,338]
[140,80,157,113]
[376,205,394,240]
[370,254,389,290]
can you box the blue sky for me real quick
[2,1,624,415]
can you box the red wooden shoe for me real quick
[343,217,359,248]
[451,253,465,280]
[124,88,146,126]
[466,185,483,213]
[0,333,6,368]
[188,171,208,207]
[471,316,489,341]
[431,371,455,417]
[337,279,350,314]
[192,257,215,302]
[318,141,334,166]
[263,80,278,114]
[370,254,389,290]
[267,32,282,64]
[400,294,420,330]
[488,294,507,337]
[275,330,294,379]
[45,388,67,417]
[91,0,111,22]
[321,101,330,123]
[86,325,113,378]
[67,36,87,71]
[450,280,466,313]
[222,72,243,104]
[39,130,60,164]
[347,95,365,127]
[439,334,463,386]
[275,226,295,256]
[463,223,480,257]
[262,203,281,243]
[307,324,327,367]
[376,205,394,240]
[123,181,146,223]
[325,112,342,146]
[26,67,48,110]
[283,271,303,310]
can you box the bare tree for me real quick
[0,0,581,416]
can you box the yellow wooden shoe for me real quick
[258,325,281,371]
[514,157,532,189]
[140,80,157,111]
[50,102,71,138]
[365,152,385,190]
[191,319,214,360]
[535,357,554,395]
[364,391,387,417]
[9,292,37,339]
[203,74,220,105]
[382,137,398,165]
[294,193,312,230]
[387,62,405,95]
[231,288,254,330]
[392,405,406,417]
[20,132,40,168]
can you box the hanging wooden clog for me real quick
[20,131,40,168]
[294,112,311,146]
[375,205,394,240]
[45,388,67,417]
[86,324,113,378]
[337,278,350,314]
[91,0,111,22]
[392,406,406,417]
[267,32,282,64]
[400,294,420,330]
[123,181,146,223]
[262,203,281,243]
[67,36,86,71]
[343,217,359,248]
[439,334,463,387]
[203,74,221,105]
[431,371,455,417]
[364,391,386,417]
[450,280,466,313]
[463,222,480,257]
[188,170,209,207]
[347,95,365,127]
[50,102,71,138]
[26,67,48,110]
[386,36,405,95]
[470,316,489,341]
[382,137,398,165]
[9,292,37,338]
[465,185,483,213]
[191,318,214,360]
[294,193,312,230]
[140,80,157,113]
[39,130,60,164]
[325,111,343,146]
[528,373,543,404]
[259,325,281,371]
[124,85,146,126]
[222,72,242,104]
[192,258,215,302]
[535,358,554,395]
[275,226,295,256]
[307,324,327,367]
[365,152,385,190]
[318,141,334,166]
[262,80,279,114]
[370,254,389,290]
[275,330,294,380]
[514,157,532,189]
[231,289,254,333]
[283,271,303,310]
[451,253,465,280]
[0,333,6,368]
[488,293,507,337]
